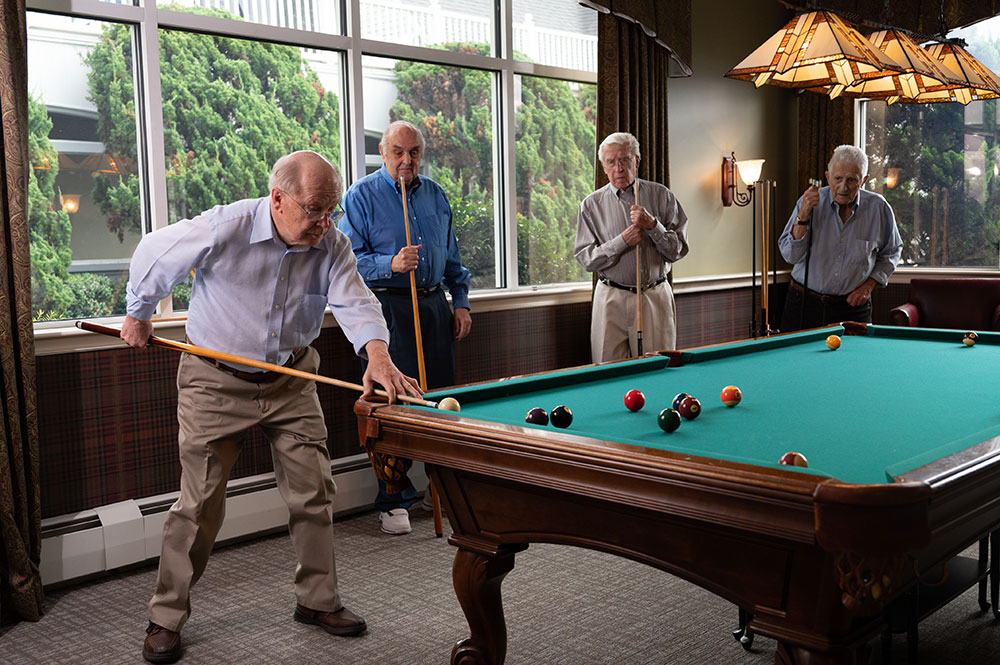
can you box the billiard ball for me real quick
[657,408,681,433]
[671,392,690,410]
[437,397,461,411]
[826,335,841,350]
[964,331,979,346]
[550,405,573,428]
[624,389,646,412]
[720,385,742,408]
[525,407,549,425]
[778,451,809,468]
[677,396,701,420]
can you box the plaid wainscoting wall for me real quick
[35,284,914,519]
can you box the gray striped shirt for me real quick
[574,179,689,287]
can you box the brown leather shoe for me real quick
[142,622,182,663]
[293,604,367,636]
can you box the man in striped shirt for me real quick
[574,132,690,362]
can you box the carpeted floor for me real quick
[2,508,999,664]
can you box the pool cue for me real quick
[75,320,439,408]
[399,176,443,537]
[759,181,770,336]
[634,179,643,357]
[799,178,822,332]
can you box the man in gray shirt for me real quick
[574,132,689,362]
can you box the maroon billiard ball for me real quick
[624,389,646,412]
[677,395,701,420]
[778,451,809,468]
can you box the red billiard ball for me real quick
[677,396,701,420]
[525,407,548,425]
[672,392,690,411]
[550,405,573,428]
[778,451,809,468]
[624,389,646,412]
[720,385,742,408]
[657,408,681,433]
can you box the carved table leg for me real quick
[450,545,526,665]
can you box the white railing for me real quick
[160,0,597,72]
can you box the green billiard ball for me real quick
[658,408,681,433]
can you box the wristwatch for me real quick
[794,218,809,226]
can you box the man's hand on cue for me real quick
[121,314,153,349]
[622,223,643,247]
[390,245,421,273]
[629,205,655,230]
[362,340,422,404]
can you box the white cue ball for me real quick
[437,397,461,412]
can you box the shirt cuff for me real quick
[451,291,470,311]
[354,325,391,357]
[376,255,393,279]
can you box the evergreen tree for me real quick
[390,43,595,287]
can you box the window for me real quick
[26,0,597,323]
[861,19,1000,269]
[27,13,141,320]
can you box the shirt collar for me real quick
[826,187,863,212]
[378,164,422,193]
[612,179,638,198]
[251,197,276,244]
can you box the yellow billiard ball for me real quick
[964,331,978,346]
[825,335,841,350]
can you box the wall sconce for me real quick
[61,194,80,214]
[722,152,765,206]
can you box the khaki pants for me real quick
[591,280,676,363]
[149,348,339,632]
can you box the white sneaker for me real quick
[379,509,411,535]
[420,491,434,512]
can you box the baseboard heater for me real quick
[39,455,427,588]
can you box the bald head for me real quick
[269,151,342,247]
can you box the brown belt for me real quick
[790,280,849,304]
[197,346,307,383]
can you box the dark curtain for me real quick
[0,0,44,626]
[595,14,674,187]
[797,94,854,186]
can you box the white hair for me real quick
[598,132,640,163]
[380,120,425,152]
[829,145,868,177]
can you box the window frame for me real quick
[27,0,598,350]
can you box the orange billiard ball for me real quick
[720,385,742,408]
[779,451,809,468]
[825,335,841,350]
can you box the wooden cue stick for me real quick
[634,179,643,357]
[75,320,438,408]
[760,182,769,335]
[399,176,443,537]
[399,177,428,390]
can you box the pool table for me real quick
[354,324,1000,665]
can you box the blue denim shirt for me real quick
[339,166,471,311]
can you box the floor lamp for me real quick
[722,153,766,338]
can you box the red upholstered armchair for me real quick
[889,277,1000,330]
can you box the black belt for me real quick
[790,280,850,304]
[371,283,443,298]
[598,275,667,294]
[196,346,307,383]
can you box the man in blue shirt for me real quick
[778,145,902,331]
[340,120,472,536]
[122,151,421,664]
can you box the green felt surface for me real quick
[425,326,1000,485]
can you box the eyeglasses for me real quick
[603,156,634,168]
[281,190,345,223]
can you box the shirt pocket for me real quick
[418,212,450,250]
[849,239,879,269]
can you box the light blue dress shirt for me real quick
[127,196,389,370]
[778,187,902,296]
[339,166,471,311]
